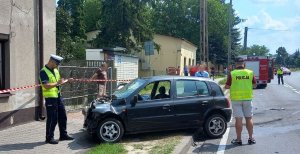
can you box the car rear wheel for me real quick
[96,118,124,143]
[204,114,227,138]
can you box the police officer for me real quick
[277,67,284,85]
[39,54,74,144]
[225,58,256,146]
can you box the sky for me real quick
[229,0,300,54]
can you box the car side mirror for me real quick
[131,95,138,107]
[211,90,216,97]
[119,98,126,105]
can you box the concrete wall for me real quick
[0,0,56,128]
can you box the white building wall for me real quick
[0,0,56,112]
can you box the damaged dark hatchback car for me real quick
[83,76,232,143]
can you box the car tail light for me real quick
[226,98,231,108]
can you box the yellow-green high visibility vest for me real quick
[277,69,283,75]
[39,67,61,98]
[230,69,253,101]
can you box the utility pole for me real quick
[199,0,208,66]
[227,0,232,69]
[243,27,248,51]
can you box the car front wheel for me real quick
[204,114,227,138]
[96,118,124,143]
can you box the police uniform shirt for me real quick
[40,65,61,98]
[225,66,256,86]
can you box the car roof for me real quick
[139,75,214,82]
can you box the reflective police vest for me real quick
[277,69,283,75]
[40,67,61,98]
[230,69,253,101]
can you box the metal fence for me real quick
[58,60,114,111]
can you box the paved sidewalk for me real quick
[0,111,96,154]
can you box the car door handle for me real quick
[163,104,171,110]
[201,101,208,105]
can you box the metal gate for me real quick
[59,60,115,110]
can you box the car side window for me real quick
[176,80,197,97]
[210,82,224,96]
[138,82,154,101]
[195,81,209,96]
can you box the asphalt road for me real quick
[188,71,300,154]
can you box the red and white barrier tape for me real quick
[0,78,132,94]
[0,84,41,94]
[73,78,132,82]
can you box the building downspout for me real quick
[35,0,44,120]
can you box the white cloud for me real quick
[244,16,260,27]
[261,11,288,30]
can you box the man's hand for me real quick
[57,78,68,86]
[68,78,74,83]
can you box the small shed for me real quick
[86,47,139,83]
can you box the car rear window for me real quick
[210,82,224,96]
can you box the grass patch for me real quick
[133,144,144,150]
[218,78,227,85]
[214,74,226,79]
[149,135,181,154]
[87,143,127,154]
[290,68,300,71]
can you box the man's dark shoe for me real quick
[59,135,74,141]
[45,138,59,144]
[248,138,256,145]
[39,116,46,121]
[231,139,242,146]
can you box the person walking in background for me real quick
[195,64,209,78]
[176,66,181,75]
[91,63,108,98]
[189,64,198,76]
[39,54,74,144]
[183,65,189,76]
[225,58,256,146]
[277,67,284,85]
[210,67,215,80]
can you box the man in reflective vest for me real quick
[277,67,284,85]
[39,54,73,144]
[225,57,256,146]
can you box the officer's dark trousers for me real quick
[278,74,284,85]
[45,98,67,140]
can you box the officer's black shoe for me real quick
[59,135,74,141]
[45,138,59,144]
[39,116,46,121]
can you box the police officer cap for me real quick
[235,57,244,63]
[50,54,63,65]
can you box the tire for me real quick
[204,114,227,138]
[96,118,124,143]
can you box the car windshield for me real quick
[113,79,146,98]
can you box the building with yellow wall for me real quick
[139,34,197,77]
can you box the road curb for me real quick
[172,135,193,154]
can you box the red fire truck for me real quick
[239,56,275,89]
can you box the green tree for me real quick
[150,0,241,65]
[275,47,289,66]
[56,0,86,60]
[238,44,270,56]
[92,0,153,53]
[83,0,102,32]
